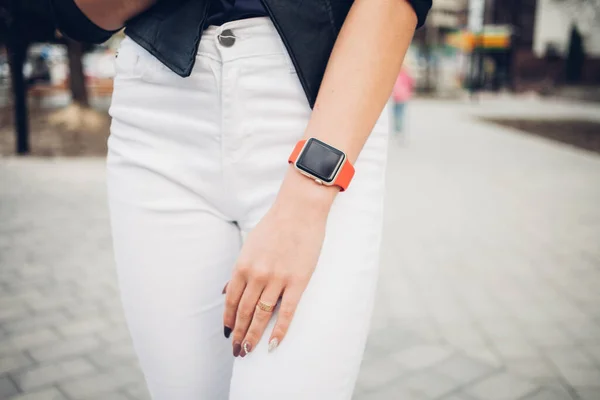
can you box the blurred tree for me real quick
[66,39,89,107]
[565,24,585,83]
[0,0,90,154]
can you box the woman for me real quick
[51,0,430,398]
[392,65,415,135]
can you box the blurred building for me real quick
[485,0,600,90]
[412,0,469,94]
[427,0,469,28]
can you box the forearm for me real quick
[306,0,416,161]
[277,0,417,207]
[73,0,156,30]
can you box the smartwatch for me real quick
[288,138,355,192]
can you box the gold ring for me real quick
[257,300,275,313]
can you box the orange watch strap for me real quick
[288,140,306,164]
[334,160,354,192]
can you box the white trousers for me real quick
[107,17,389,400]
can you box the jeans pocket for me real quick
[276,38,297,75]
[115,41,141,78]
[115,37,174,85]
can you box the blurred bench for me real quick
[28,81,68,97]
[27,78,114,99]
[89,78,114,97]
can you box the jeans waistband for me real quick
[199,17,286,62]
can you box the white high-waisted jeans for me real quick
[107,17,389,400]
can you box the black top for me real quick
[206,0,267,26]
[51,0,269,41]
[50,0,432,107]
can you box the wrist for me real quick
[275,166,338,216]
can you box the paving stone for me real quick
[522,388,573,400]
[433,354,497,385]
[58,365,143,399]
[458,346,503,368]
[13,358,96,391]
[392,345,453,370]
[441,325,488,349]
[123,382,151,400]
[86,392,131,400]
[28,337,101,363]
[95,327,131,345]
[354,381,425,400]
[588,345,600,365]
[2,330,60,351]
[574,387,600,400]
[403,370,459,398]
[533,381,576,400]
[505,358,559,381]
[546,348,596,370]
[522,325,574,348]
[63,303,105,319]
[4,313,70,335]
[365,326,422,354]
[0,353,34,374]
[491,340,541,360]
[26,298,77,314]
[86,341,136,368]
[556,366,600,388]
[356,357,406,392]
[0,306,29,323]
[7,387,67,400]
[0,375,19,398]
[562,321,600,344]
[56,317,111,337]
[465,372,539,400]
[441,394,479,400]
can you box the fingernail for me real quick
[268,338,279,352]
[241,341,252,357]
[233,342,241,357]
[224,326,232,339]
[221,283,228,294]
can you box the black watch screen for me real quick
[296,138,345,183]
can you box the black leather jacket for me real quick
[54,0,431,107]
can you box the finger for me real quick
[241,283,283,356]
[269,285,303,352]
[232,280,263,357]
[223,274,245,340]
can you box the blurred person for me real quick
[392,64,415,135]
[50,0,431,399]
[26,51,51,86]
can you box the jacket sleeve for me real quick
[407,0,432,29]
[49,0,120,43]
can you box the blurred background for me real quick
[1,1,599,400]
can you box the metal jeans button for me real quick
[218,29,236,47]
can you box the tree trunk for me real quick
[66,38,89,107]
[7,0,29,154]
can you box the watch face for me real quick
[296,138,345,183]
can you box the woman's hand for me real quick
[221,0,419,359]
[223,167,338,356]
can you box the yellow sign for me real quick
[446,26,512,51]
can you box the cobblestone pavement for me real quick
[1,99,600,400]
